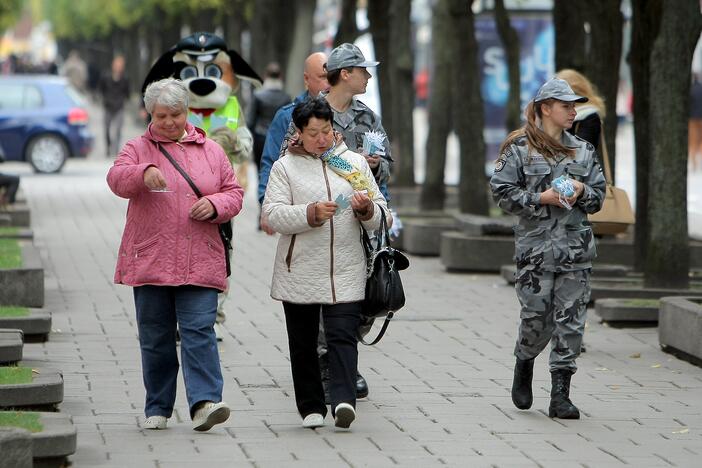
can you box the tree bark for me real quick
[451,0,488,215]
[367,0,393,136]
[644,0,701,288]
[629,0,662,271]
[420,0,452,210]
[284,0,316,96]
[250,0,292,78]
[553,0,587,72]
[584,1,623,184]
[388,0,415,186]
[334,0,359,47]
[494,0,521,133]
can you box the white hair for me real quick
[143,78,189,114]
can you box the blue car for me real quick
[0,75,94,173]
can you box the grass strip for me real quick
[0,411,43,432]
[0,306,30,317]
[0,238,21,268]
[0,227,19,236]
[0,366,33,385]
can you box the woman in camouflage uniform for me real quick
[490,78,606,419]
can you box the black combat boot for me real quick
[511,358,535,409]
[548,369,580,419]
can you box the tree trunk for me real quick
[367,0,392,134]
[494,0,521,133]
[284,0,316,96]
[388,0,415,186]
[250,1,291,77]
[334,0,359,47]
[644,0,701,288]
[629,0,662,271]
[584,1,623,184]
[420,0,452,211]
[451,0,488,215]
[553,0,586,72]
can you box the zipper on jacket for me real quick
[321,162,337,303]
[285,234,296,272]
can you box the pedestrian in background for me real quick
[247,62,291,175]
[107,78,243,432]
[62,50,88,94]
[490,78,606,419]
[556,69,606,162]
[262,96,389,430]
[99,55,131,156]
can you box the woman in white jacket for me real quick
[263,97,388,430]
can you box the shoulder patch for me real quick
[494,155,507,173]
[513,135,527,146]
[585,142,594,152]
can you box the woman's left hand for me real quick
[350,191,371,214]
[190,197,216,221]
[565,180,585,205]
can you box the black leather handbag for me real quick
[359,206,409,345]
[157,143,233,277]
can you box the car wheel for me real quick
[26,134,68,173]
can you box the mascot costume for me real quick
[142,32,262,189]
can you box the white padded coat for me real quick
[262,142,388,304]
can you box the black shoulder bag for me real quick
[359,206,409,345]
[156,143,233,277]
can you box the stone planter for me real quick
[0,329,23,364]
[659,296,702,366]
[389,186,458,210]
[454,213,516,236]
[393,208,457,251]
[0,309,51,341]
[594,298,659,323]
[590,280,702,303]
[0,427,32,468]
[0,242,44,308]
[402,217,457,256]
[0,203,31,227]
[0,228,33,240]
[0,368,64,410]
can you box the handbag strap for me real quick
[156,143,204,198]
[359,312,393,346]
[360,205,390,252]
[598,121,613,185]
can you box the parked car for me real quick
[0,75,93,173]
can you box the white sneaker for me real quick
[334,403,356,429]
[192,401,230,431]
[302,413,324,429]
[143,415,167,430]
[214,322,225,342]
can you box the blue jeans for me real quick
[133,285,223,418]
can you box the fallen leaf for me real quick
[651,364,662,368]
[610,385,620,390]
[629,353,641,359]
[596,367,610,371]
[31,369,40,374]
[672,428,689,434]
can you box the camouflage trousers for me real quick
[514,268,591,372]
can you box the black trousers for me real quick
[0,172,20,204]
[283,301,361,418]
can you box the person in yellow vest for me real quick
[142,32,262,338]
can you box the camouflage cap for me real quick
[326,43,379,72]
[534,77,588,103]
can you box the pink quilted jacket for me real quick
[107,122,244,291]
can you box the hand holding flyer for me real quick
[362,130,386,157]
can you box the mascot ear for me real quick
[141,51,177,94]
[227,49,263,88]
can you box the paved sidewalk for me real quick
[10,158,702,467]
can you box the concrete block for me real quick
[594,298,659,323]
[0,427,32,468]
[0,329,23,364]
[389,186,458,209]
[0,309,51,340]
[0,242,44,308]
[0,368,64,409]
[590,281,702,303]
[0,203,30,227]
[454,213,516,236]
[394,209,457,251]
[0,228,33,240]
[402,217,457,256]
[440,233,513,272]
[501,264,631,285]
[659,296,702,365]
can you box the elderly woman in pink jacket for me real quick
[107,78,243,432]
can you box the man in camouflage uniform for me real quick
[490,78,606,419]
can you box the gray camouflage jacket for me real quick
[490,131,606,272]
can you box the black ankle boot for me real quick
[511,358,534,409]
[548,370,580,419]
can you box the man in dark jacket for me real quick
[98,55,130,156]
[247,62,291,173]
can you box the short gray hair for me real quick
[143,78,189,114]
